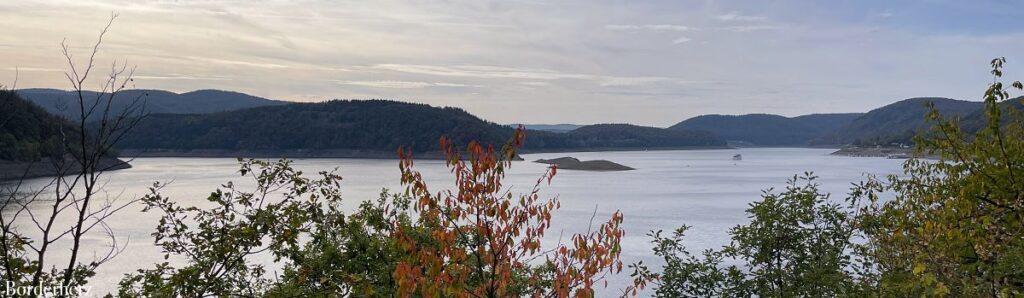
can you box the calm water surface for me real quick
[8,148,905,296]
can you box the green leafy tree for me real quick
[265,192,415,297]
[118,158,425,296]
[849,58,1024,296]
[636,175,857,297]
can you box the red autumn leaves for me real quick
[392,128,638,297]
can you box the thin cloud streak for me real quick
[133,74,234,81]
[337,80,479,89]
[672,37,692,44]
[605,24,695,31]
[371,64,675,87]
[716,12,766,22]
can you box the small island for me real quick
[533,157,635,171]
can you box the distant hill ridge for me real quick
[669,113,863,146]
[118,99,726,157]
[668,97,1006,147]
[812,97,982,146]
[532,124,725,150]
[16,88,1013,152]
[16,88,285,120]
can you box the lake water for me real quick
[6,148,906,296]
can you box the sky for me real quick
[1,0,1022,127]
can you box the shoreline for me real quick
[829,147,938,159]
[519,145,733,154]
[2,146,860,180]
[0,158,132,181]
[829,147,912,158]
[116,146,733,159]
[119,146,737,159]
[119,149,448,160]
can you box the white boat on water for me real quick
[732,154,742,161]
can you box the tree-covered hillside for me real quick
[17,88,285,120]
[118,100,725,154]
[812,97,982,146]
[668,113,862,146]
[961,96,1024,132]
[528,124,724,150]
[120,100,511,153]
[0,90,72,161]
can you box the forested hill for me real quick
[0,90,72,161]
[811,97,983,146]
[527,124,725,150]
[118,100,726,156]
[961,96,1024,132]
[119,100,510,153]
[17,88,285,120]
[668,113,862,146]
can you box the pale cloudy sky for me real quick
[1,0,1022,126]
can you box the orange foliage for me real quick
[392,128,637,297]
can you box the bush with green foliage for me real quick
[635,175,858,297]
[117,159,417,296]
